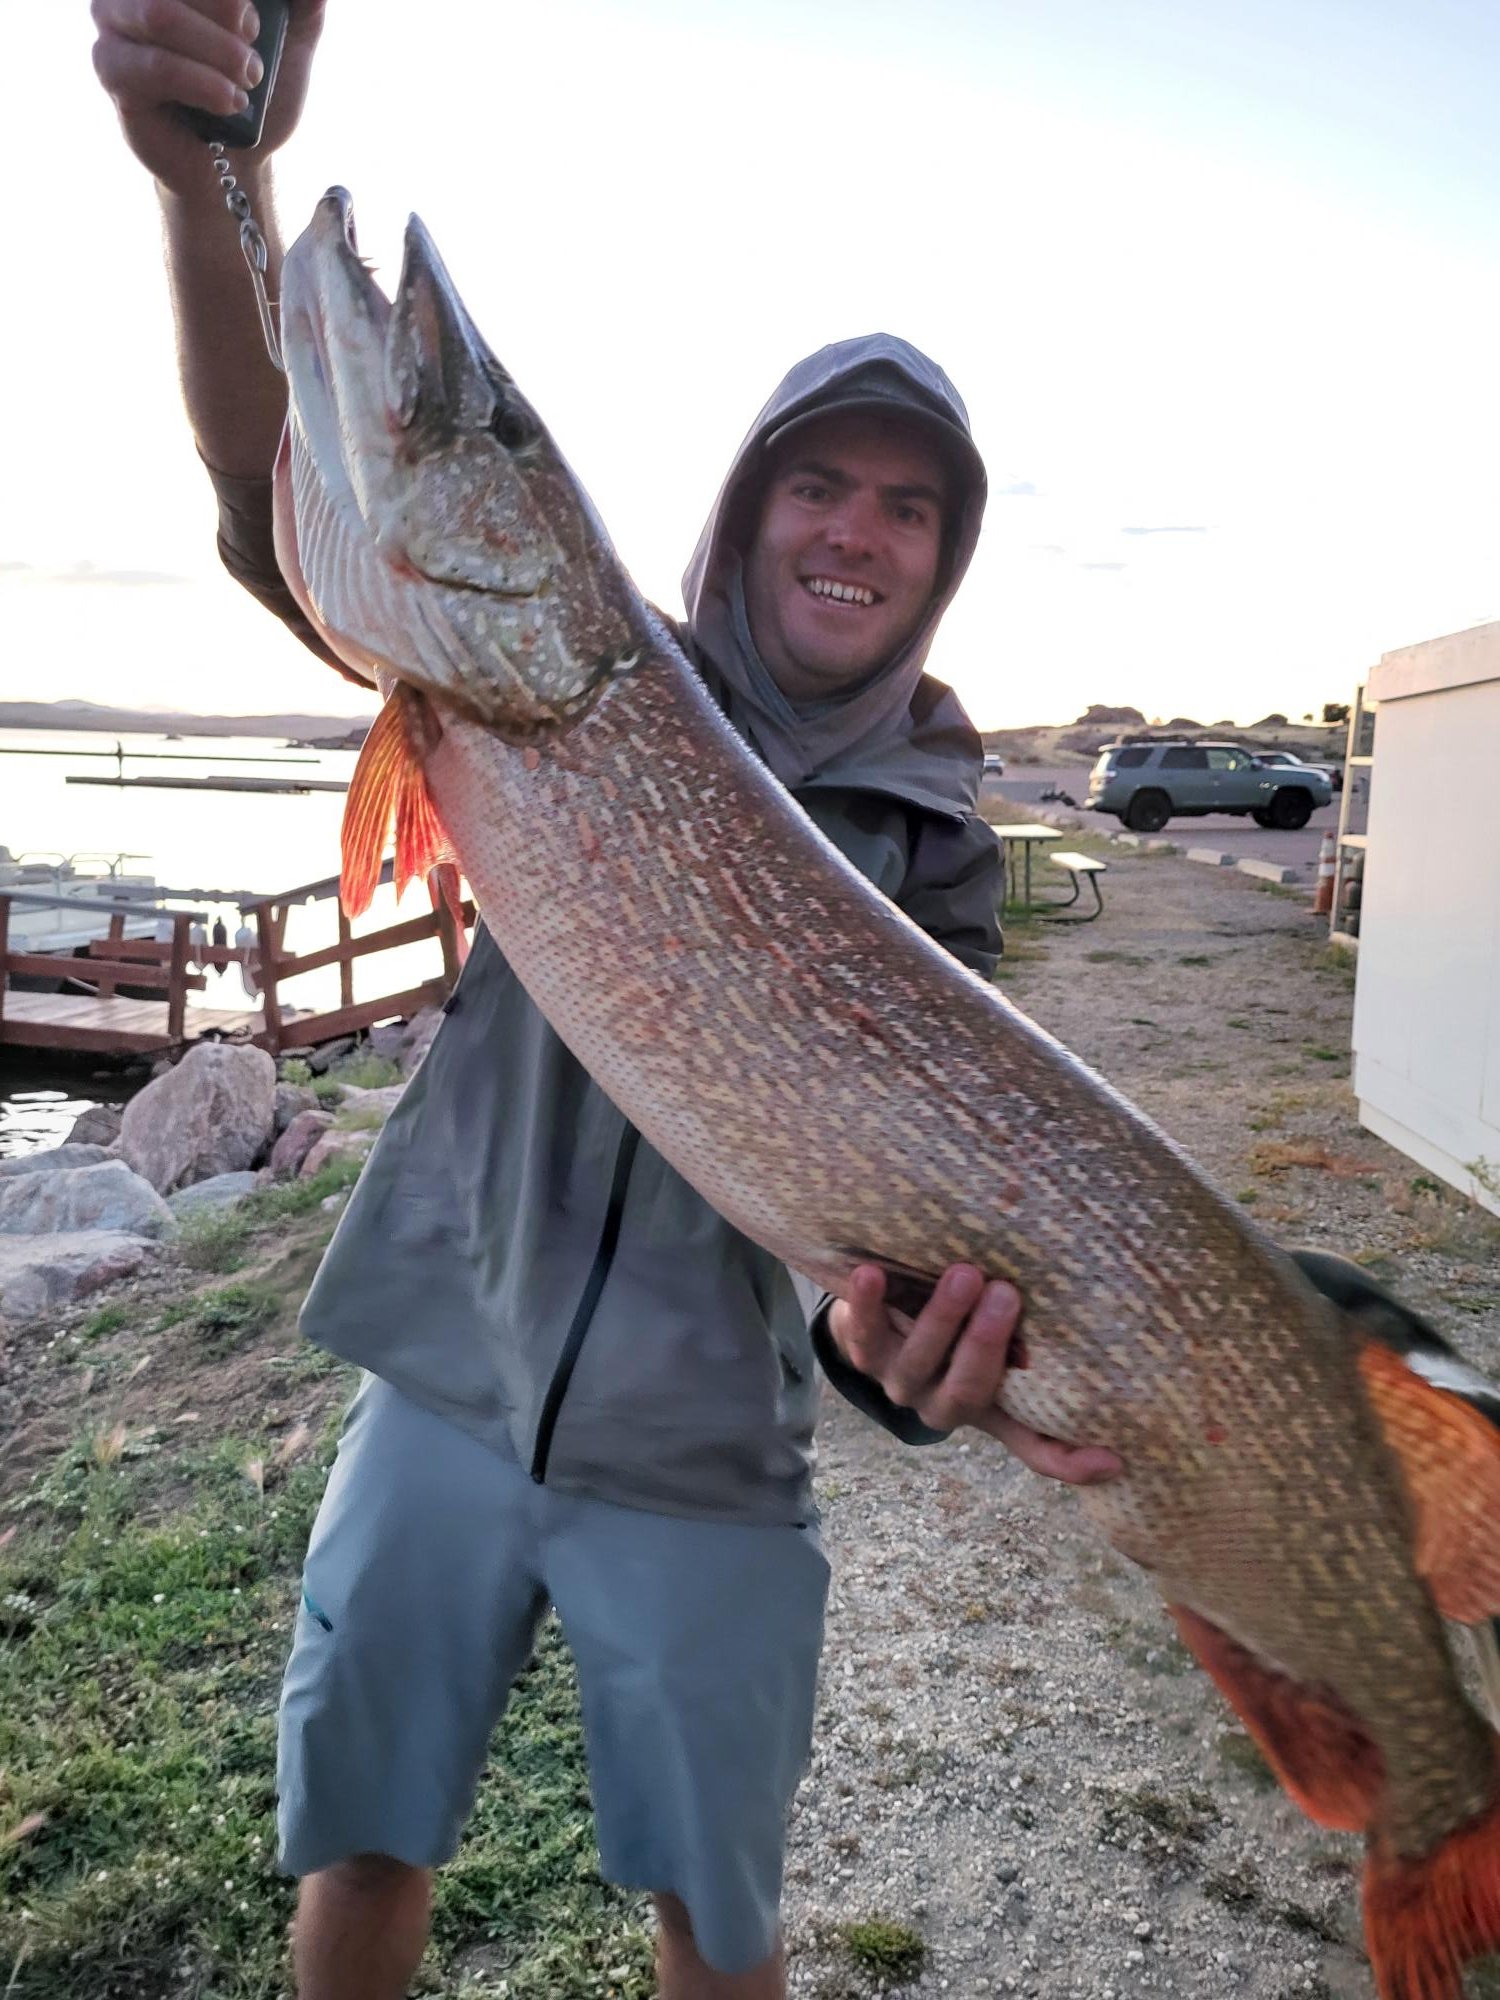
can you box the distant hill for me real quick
[0,699,374,745]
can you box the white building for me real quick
[1352,619,1500,1216]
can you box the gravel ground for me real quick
[780,834,1500,2000]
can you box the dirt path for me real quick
[783,843,1500,2000]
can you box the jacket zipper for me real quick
[530,1122,642,1484]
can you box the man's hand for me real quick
[828,1264,1123,1485]
[92,0,328,194]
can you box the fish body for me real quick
[273,189,1500,1997]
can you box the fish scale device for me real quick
[265,184,1500,2000]
[175,0,292,373]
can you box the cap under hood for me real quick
[682,334,988,817]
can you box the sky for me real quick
[4,1,1499,730]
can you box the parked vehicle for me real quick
[1085,740,1333,832]
[1254,748,1343,793]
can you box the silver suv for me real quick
[1086,740,1333,833]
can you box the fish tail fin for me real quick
[341,690,454,916]
[1363,1769,1500,2000]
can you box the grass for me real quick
[0,1172,654,1999]
[162,1159,367,1280]
[830,1916,926,1985]
[81,1305,130,1343]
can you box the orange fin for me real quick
[1170,1605,1383,1830]
[1363,1763,1500,2000]
[1359,1342,1500,1625]
[340,692,454,917]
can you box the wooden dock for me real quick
[0,864,472,1060]
[0,990,260,1055]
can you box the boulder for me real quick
[0,1231,151,1323]
[273,1082,319,1135]
[119,1043,277,1195]
[0,1144,115,1181]
[401,1006,444,1074]
[306,1036,357,1076]
[269,1110,334,1180]
[365,1021,408,1062]
[0,1161,175,1239]
[299,1128,376,1179]
[167,1171,260,1217]
[65,1105,124,1148]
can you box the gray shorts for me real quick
[276,1374,829,1975]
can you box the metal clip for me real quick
[208,142,285,375]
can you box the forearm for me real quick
[159,157,288,478]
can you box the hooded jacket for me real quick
[208,335,1004,1524]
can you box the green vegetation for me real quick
[328,1052,404,1092]
[1214,1729,1277,1790]
[80,1304,130,1343]
[0,1176,653,2000]
[831,1916,926,1985]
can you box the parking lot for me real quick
[987,762,1352,881]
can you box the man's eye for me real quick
[894,504,927,527]
[792,482,829,502]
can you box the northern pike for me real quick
[272,189,1500,1999]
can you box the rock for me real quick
[365,1021,408,1062]
[273,1082,319,1135]
[119,1043,277,1195]
[0,1231,152,1323]
[65,1104,124,1148]
[401,1006,444,1074]
[299,1128,376,1179]
[1075,704,1145,727]
[306,1036,357,1076]
[167,1171,260,1217]
[0,1161,175,1239]
[268,1109,334,1180]
[0,1144,115,1180]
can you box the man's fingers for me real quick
[913,1280,1020,1427]
[94,0,256,113]
[982,1409,1123,1486]
[880,1264,984,1405]
[829,1267,902,1380]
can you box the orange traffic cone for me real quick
[1313,832,1336,915]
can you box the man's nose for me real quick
[824,491,881,555]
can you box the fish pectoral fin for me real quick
[1169,1605,1382,1831]
[1358,1341,1500,1626]
[341,689,457,918]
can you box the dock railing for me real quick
[0,862,472,1058]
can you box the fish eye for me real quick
[490,400,539,454]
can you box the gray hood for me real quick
[682,334,989,817]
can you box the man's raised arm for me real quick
[92,0,328,475]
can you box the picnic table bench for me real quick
[1042,850,1107,921]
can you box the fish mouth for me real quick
[283,190,548,605]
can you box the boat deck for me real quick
[0,991,261,1055]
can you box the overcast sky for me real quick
[5,1,1498,728]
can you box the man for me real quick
[93,7,1120,1996]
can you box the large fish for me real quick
[272,189,1500,1999]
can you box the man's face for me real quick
[741,411,951,701]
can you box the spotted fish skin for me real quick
[273,189,1500,1996]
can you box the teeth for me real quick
[806,577,877,607]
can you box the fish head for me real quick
[276,189,647,731]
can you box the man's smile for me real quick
[801,575,883,608]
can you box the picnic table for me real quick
[995,823,1062,910]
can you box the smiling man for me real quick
[95,10,1120,1994]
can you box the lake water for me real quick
[0,726,444,1155]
